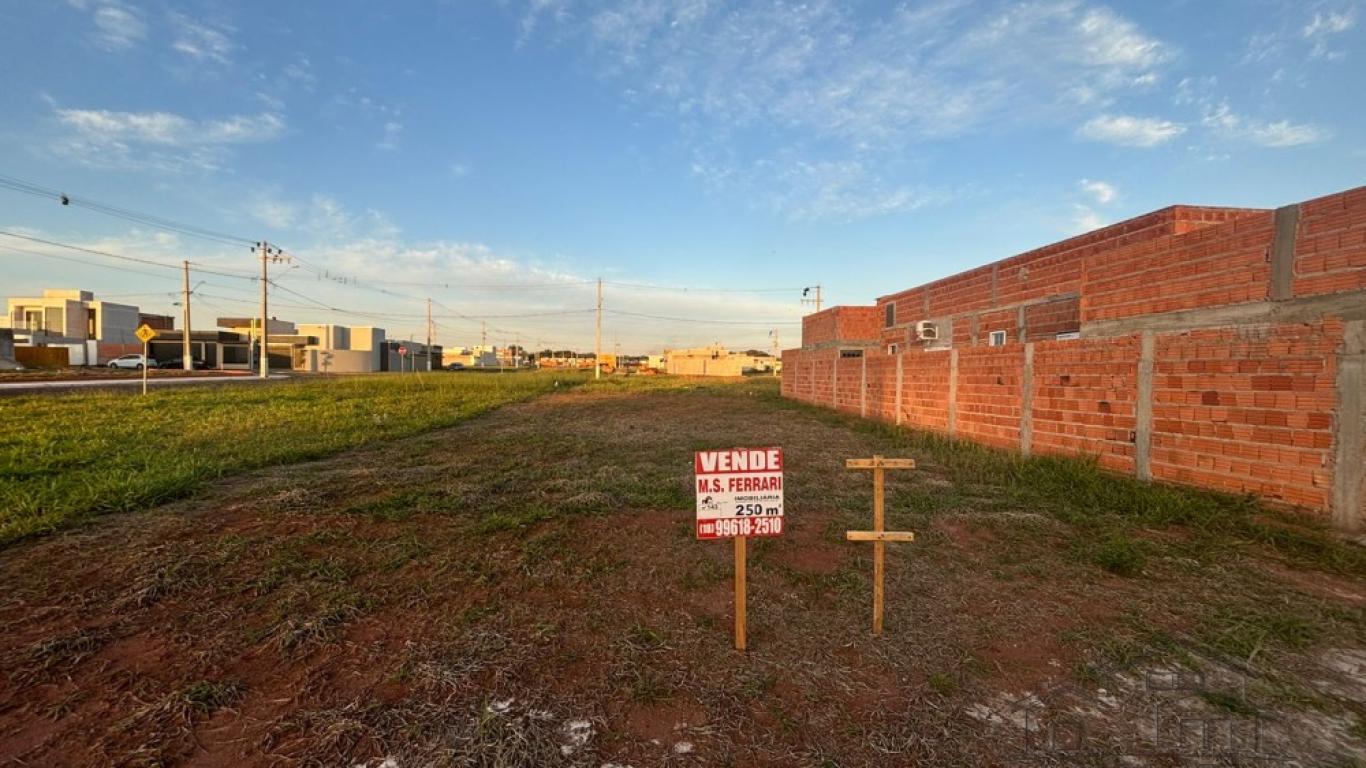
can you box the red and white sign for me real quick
[695,447,784,539]
[398,345,409,357]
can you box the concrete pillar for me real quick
[1135,331,1155,481]
[948,348,959,438]
[1333,320,1365,532]
[1021,343,1034,456]
[895,353,904,426]
[1017,305,1027,344]
[860,355,867,418]
[1270,204,1300,301]
[832,355,838,410]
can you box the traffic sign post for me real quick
[695,447,784,651]
[134,324,158,396]
[845,456,916,636]
[398,345,409,373]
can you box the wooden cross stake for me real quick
[845,455,916,636]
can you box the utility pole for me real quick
[259,241,269,379]
[426,298,433,372]
[595,277,603,380]
[802,285,823,313]
[181,260,192,371]
[481,321,487,350]
[770,329,780,376]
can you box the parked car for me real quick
[107,354,158,370]
[446,362,466,370]
[160,357,208,370]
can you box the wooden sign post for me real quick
[695,447,785,651]
[845,455,916,636]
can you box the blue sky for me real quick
[1,0,1362,352]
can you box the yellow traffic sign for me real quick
[135,324,158,344]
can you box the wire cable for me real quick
[604,309,801,326]
[0,172,256,248]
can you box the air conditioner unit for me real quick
[916,320,938,341]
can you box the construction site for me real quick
[3,2,1365,767]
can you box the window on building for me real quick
[887,343,899,355]
[988,330,1007,347]
[884,302,895,328]
[840,349,864,358]
[1055,331,1080,341]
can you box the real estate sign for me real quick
[694,447,784,539]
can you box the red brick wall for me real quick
[1024,297,1080,341]
[802,306,880,347]
[1150,321,1340,509]
[926,265,995,318]
[1294,187,1366,298]
[900,350,952,432]
[956,347,1024,448]
[866,354,896,421]
[834,354,864,414]
[1030,336,1140,473]
[1082,211,1275,322]
[976,309,1019,346]
[784,322,1339,513]
[783,187,1366,522]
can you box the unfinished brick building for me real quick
[782,186,1366,531]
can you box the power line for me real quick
[604,309,802,326]
[602,280,807,294]
[0,172,256,248]
[0,230,256,281]
[0,243,184,281]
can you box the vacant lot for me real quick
[1,377,1363,766]
[0,371,582,544]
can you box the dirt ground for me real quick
[1,383,1363,766]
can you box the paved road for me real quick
[0,374,290,395]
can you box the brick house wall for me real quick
[782,185,1366,531]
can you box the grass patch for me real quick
[1199,689,1259,717]
[1088,534,1147,577]
[1198,604,1318,662]
[834,412,1366,578]
[183,680,244,713]
[476,505,557,534]
[0,371,586,545]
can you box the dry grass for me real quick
[0,377,1362,766]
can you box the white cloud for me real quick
[1076,114,1185,146]
[690,151,955,222]
[1200,102,1329,147]
[89,2,146,51]
[451,162,471,177]
[305,237,800,351]
[48,107,286,172]
[56,108,283,145]
[521,0,1175,219]
[169,12,236,65]
[377,121,403,151]
[1303,8,1356,59]
[282,56,317,88]
[1070,203,1105,233]
[1079,178,1117,204]
[247,198,298,229]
